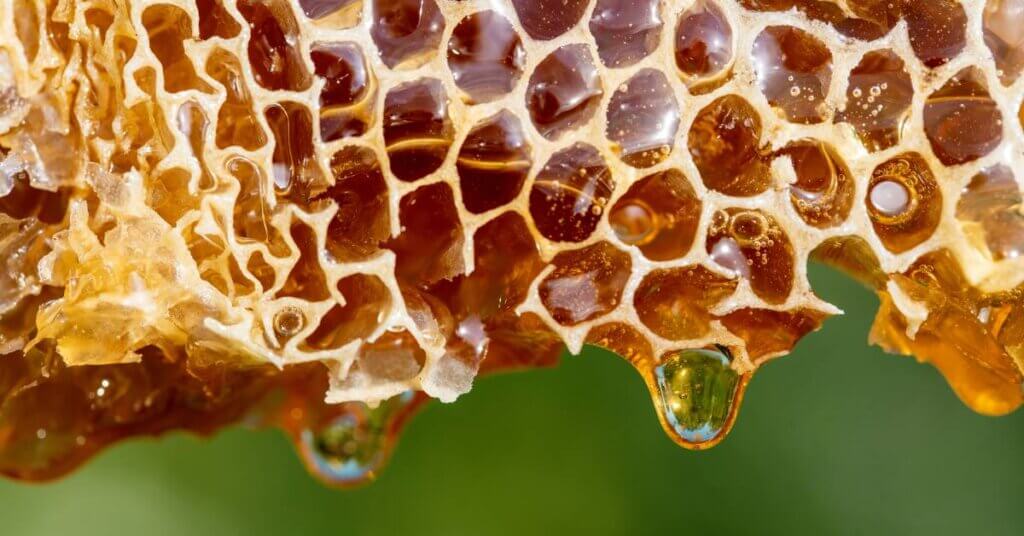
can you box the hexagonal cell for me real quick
[719,308,826,364]
[956,165,1024,261]
[370,0,445,70]
[835,49,913,153]
[311,42,374,142]
[356,330,426,383]
[512,0,591,41]
[866,153,942,254]
[226,156,288,255]
[277,220,331,301]
[777,140,855,229]
[606,69,680,169]
[264,102,324,196]
[238,0,312,92]
[142,5,213,93]
[688,95,770,197]
[298,0,361,28]
[196,0,241,39]
[706,208,795,304]
[609,169,701,261]
[447,11,526,104]
[383,78,453,183]
[385,183,465,286]
[674,0,734,95]
[924,67,1003,167]
[530,142,614,243]
[456,110,533,214]
[303,274,392,351]
[526,44,604,141]
[589,0,663,68]
[752,25,833,124]
[984,0,1024,86]
[207,49,266,151]
[634,266,737,340]
[539,241,632,326]
[904,0,967,68]
[320,146,391,263]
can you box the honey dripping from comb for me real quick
[1,0,1024,487]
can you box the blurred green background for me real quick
[2,264,1024,535]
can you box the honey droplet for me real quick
[653,347,746,448]
[298,392,416,487]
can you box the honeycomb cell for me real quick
[606,69,679,169]
[299,0,362,28]
[447,11,526,104]
[752,26,833,124]
[923,67,1003,167]
[904,0,967,68]
[356,331,425,383]
[835,49,914,152]
[707,209,795,304]
[984,0,1024,86]
[653,347,745,447]
[320,147,391,263]
[688,95,770,197]
[265,102,324,196]
[529,142,614,243]
[539,241,631,326]
[511,0,590,41]
[385,183,465,286]
[142,5,213,93]
[720,308,826,364]
[206,49,266,151]
[304,274,392,351]
[456,110,532,214]
[589,0,663,68]
[866,153,942,254]
[609,169,701,261]
[196,0,242,40]
[176,101,215,190]
[238,0,313,92]
[526,45,604,141]
[785,0,901,41]
[777,140,855,228]
[635,266,737,340]
[277,221,331,301]
[383,79,453,183]
[956,165,1024,261]
[674,0,734,95]
[226,156,288,256]
[370,0,445,70]
[311,42,374,142]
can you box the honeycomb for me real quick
[1,0,1024,486]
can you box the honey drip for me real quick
[1,0,1024,487]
